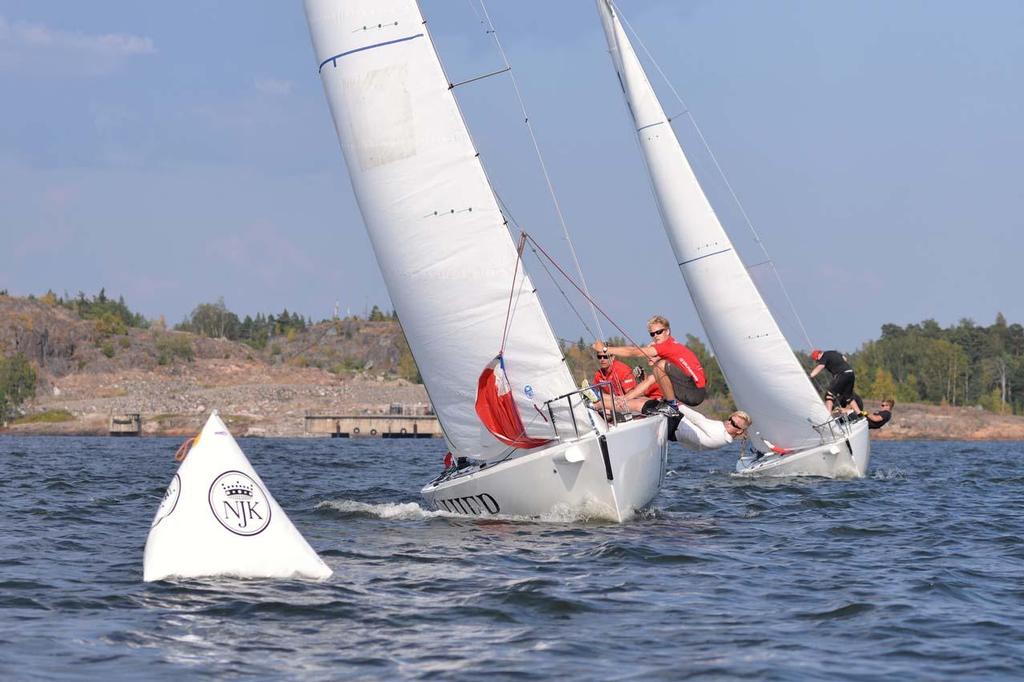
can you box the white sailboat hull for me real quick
[421,417,667,522]
[734,419,871,479]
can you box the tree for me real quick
[867,367,899,401]
[178,298,240,339]
[685,334,729,402]
[0,354,37,423]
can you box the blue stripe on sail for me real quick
[318,33,425,73]
[679,248,732,267]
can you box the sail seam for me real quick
[317,33,424,73]
[637,121,665,133]
[678,248,732,267]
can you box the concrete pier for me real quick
[109,413,141,436]
[304,413,442,438]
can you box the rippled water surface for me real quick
[1,436,1023,679]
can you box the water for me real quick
[1,437,1023,680]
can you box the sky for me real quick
[1,1,1022,352]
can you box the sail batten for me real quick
[596,0,832,450]
[306,0,586,460]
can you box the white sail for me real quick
[305,0,585,460]
[596,0,832,451]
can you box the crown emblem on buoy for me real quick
[221,481,254,498]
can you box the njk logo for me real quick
[208,470,272,536]
[151,474,181,528]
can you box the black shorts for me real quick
[665,362,706,406]
[826,371,855,407]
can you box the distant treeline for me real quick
[173,300,398,350]
[845,314,1022,414]
[12,291,1023,415]
[22,290,399,351]
[39,289,150,335]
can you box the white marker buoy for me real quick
[143,412,331,582]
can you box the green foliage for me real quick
[685,334,730,404]
[176,298,240,339]
[368,305,388,322]
[330,357,366,374]
[61,289,148,329]
[396,335,422,383]
[849,314,1024,413]
[13,409,75,424]
[0,353,37,422]
[155,334,194,365]
[100,342,116,359]
[94,311,128,338]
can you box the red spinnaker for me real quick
[475,356,550,450]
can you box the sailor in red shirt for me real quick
[594,315,706,416]
[592,350,636,396]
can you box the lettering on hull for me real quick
[434,493,500,515]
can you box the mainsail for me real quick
[305,0,585,460]
[595,0,832,451]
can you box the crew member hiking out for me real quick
[866,399,895,430]
[667,407,751,451]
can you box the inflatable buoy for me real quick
[143,411,332,582]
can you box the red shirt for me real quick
[653,337,706,388]
[593,359,636,396]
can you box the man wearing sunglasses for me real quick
[865,399,895,430]
[592,350,637,396]
[593,315,706,417]
[668,406,752,451]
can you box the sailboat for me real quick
[595,0,869,478]
[304,0,668,519]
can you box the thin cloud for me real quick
[254,78,294,96]
[0,15,155,75]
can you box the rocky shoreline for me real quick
[5,371,1024,440]
[4,362,430,438]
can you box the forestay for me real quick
[596,0,831,451]
[305,0,586,460]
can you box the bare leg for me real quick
[651,359,676,402]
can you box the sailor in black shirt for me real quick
[809,349,855,412]
[867,399,894,430]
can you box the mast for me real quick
[306,0,584,460]
[595,0,832,450]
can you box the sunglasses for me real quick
[649,328,668,338]
[597,354,611,359]
[728,417,747,431]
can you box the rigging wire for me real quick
[473,0,606,341]
[522,232,649,354]
[493,190,597,341]
[610,1,815,352]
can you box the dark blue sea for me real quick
[1,436,1022,680]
